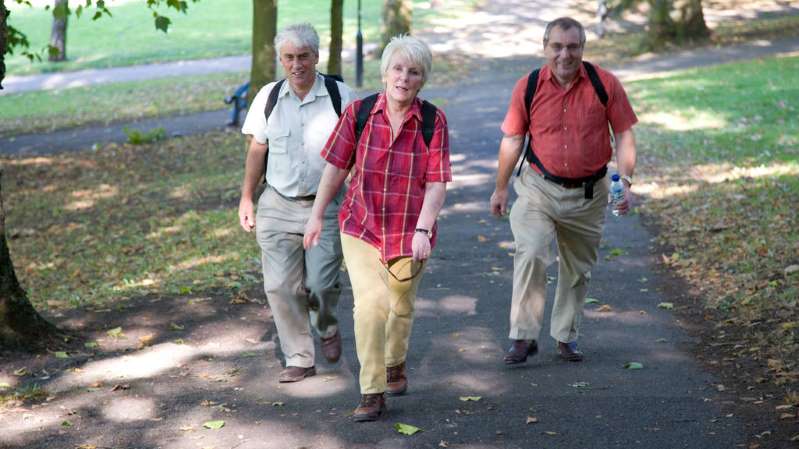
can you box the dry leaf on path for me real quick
[526,416,539,424]
[597,304,613,313]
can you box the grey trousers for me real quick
[256,185,343,368]
[508,165,609,343]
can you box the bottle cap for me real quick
[611,173,620,182]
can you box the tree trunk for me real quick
[248,0,277,106]
[48,0,67,62]
[327,0,343,76]
[0,173,65,350]
[1,0,8,89]
[643,0,676,50]
[381,0,411,51]
[675,0,710,41]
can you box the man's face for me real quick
[544,26,583,84]
[279,41,319,92]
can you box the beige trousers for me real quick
[340,234,425,394]
[508,165,609,343]
[256,186,343,369]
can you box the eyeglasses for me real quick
[383,257,425,283]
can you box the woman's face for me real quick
[383,54,424,106]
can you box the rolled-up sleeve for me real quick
[321,101,359,170]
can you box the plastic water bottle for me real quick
[610,173,624,217]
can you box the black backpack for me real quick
[354,93,437,149]
[261,74,343,182]
[516,61,609,199]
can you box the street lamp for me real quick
[355,0,363,88]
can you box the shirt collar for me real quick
[279,72,326,101]
[374,92,424,122]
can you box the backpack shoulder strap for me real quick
[264,79,286,122]
[420,100,437,149]
[524,69,541,116]
[582,61,608,106]
[323,75,343,117]
[355,93,379,146]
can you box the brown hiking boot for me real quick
[278,366,316,383]
[353,393,386,422]
[386,362,407,396]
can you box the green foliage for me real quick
[0,383,48,407]
[123,127,167,145]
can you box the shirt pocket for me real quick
[267,127,290,154]
[581,103,607,134]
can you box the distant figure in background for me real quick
[596,0,609,38]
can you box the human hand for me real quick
[615,183,633,215]
[303,216,323,249]
[490,188,509,217]
[412,232,431,262]
[238,198,255,232]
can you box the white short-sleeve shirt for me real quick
[242,73,353,197]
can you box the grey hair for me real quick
[543,17,586,47]
[275,23,320,55]
[380,35,433,86]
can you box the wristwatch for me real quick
[621,174,633,186]
[415,228,432,238]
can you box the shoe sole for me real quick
[278,367,316,383]
[504,348,538,365]
[353,407,385,422]
[558,353,584,362]
[385,385,407,396]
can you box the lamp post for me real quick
[355,0,363,88]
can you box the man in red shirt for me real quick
[490,17,638,364]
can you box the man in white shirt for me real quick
[238,23,353,383]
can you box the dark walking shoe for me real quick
[353,393,386,422]
[557,341,584,362]
[386,362,407,396]
[278,366,316,383]
[320,331,342,363]
[504,339,538,365]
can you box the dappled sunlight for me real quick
[639,110,727,131]
[634,182,699,199]
[169,185,192,200]
[212,227,234,238]
[277,372,350,399]
[113,276,161,291]
[440,201,487,216]
[0,156,55,166]
[0,392,98,443]
[692,161,799,184]
[146,225,183,239]
[415,295,479,318]
[585,309,659,325]
[103,397,157,422]
[49,337,270,392]
[65,184,119,211]
[449,172,493,191]
[172,253,237,272]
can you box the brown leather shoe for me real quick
[320,331,342,363]
[278,366,316,383]
[386,362,407,396]
[504,339,538,365]
[353,393,386,422]
[557,341,584,362]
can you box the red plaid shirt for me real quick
[321,93,451,263]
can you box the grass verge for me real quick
[629,55,798,409]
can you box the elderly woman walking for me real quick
[304,35,451,422]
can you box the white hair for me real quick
[275,23,320,55]
[380,35,433,86]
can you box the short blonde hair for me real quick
[380,35,432,86]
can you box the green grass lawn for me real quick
[5,0,446,76]
[629,55,798,392]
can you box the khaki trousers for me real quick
[340,234,425,394]
[508,165,609,343]
[256,186,343,369]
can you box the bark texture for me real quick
[381,0,411,51]
[48,0,67,62]
[327,0,343,76]
[248,0,277,106]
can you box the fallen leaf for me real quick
[656,338,668,343]
[106,327,124,339]
[202,420,225,430]
[477,235,488,242]
[775,405,795,411]
[570,381,590,388]
[597,304,613,313]
[526,416,539,424]
[394,422,422,435]
[784,264,799,275]
[76,445,97,449]
[84,341,99,349]
[459,396,482,402]
[438,441,449,448]
[624,362,644,370]
[0,382,10,390]
[716,384,726,392]
[54,351,69,359]
[780,413,796,420]
[61,420,73,427]
[584,297,600,305]
[657,302,674,310]
[272,401,284,407]
[13,368,28,376]
[111,384,130,392]
[170,322,185,331]
[138,334,155,347]
[179,425,195,431]
[543,431,558,436]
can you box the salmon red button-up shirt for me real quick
[321,93,451,263]
[501,63,637,179]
